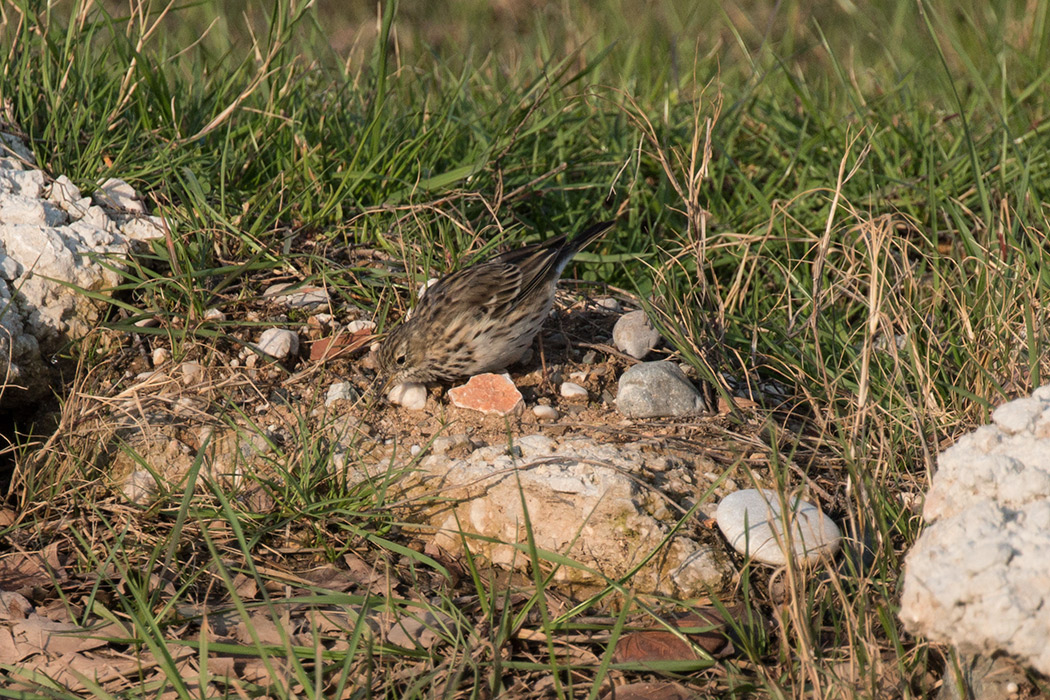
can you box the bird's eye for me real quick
[394,353,406,366]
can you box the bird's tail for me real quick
[566,220,616,254]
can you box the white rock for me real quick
[430,434,474,455]
[255,328,299,359]
[122,470,157,505]
[263,283,329,308]
[560,381,588,399]
[0,132,36,168]
[595,297,622,312]
[716,489,841,565]
[533,405,560,421]
[418,436,731,597]
[119,215,166,242]
[346,319,376,334]
[46,175,91,218]
[0,169,45,197]
[179,362,203,385]
[151,347,170,367]
[900,385,1050,675]
[0,254,21,280]
[0,193,67,226]
[204,308,226,322]
[613,310,662,359]
[0,132,172,408]
[325,382,358,406]
[388,382,427,411]
[992,397,1044,435]
[96,177,146,213]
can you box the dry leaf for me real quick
[0,591,33,620]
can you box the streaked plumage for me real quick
[376,221,615,388]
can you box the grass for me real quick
[2,0,1049,697]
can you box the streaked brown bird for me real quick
[376,221,615,389]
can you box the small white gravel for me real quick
[560,382,588,399]
[533,405,560,421]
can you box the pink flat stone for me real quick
[448,373,523,416]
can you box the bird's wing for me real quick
[419,261,524,318]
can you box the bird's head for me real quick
[374,321,434,392]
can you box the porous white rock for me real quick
[0,131,166,407]
[900,385,1050,676]
[96,177,145,213]
[715,489,841,565]
[416,436,731,597]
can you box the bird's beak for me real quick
[371,372,396,401]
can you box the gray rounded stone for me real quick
[612,310,662,359]
[615,361,707,418]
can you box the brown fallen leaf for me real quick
[309,329,373,361]
[10,614,110,660]
[0,591,33,620]
[0,543,68,591]
[13,650,152,693]
[611,607,739,664]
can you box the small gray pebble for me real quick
[613,310,662,359]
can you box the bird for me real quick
[376,220,615,391]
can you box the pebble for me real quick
[613,310,662,359]
[715,489,841,565]
[346,319,377,334]
[179,362,203,385]
[417,277,439,299]
[151,347,170,367]
[410,444,421,457]
[560,382,588,400]
[431,434,475,456]
[262,283,329,308]
[204,308,226,322]
[595,297,622,312]
[326,382,359,406]
[448,373,523,415]
[615,361,707,418]
[255,328,299,359]
[388,382,427,411]
[533,405,560,421]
